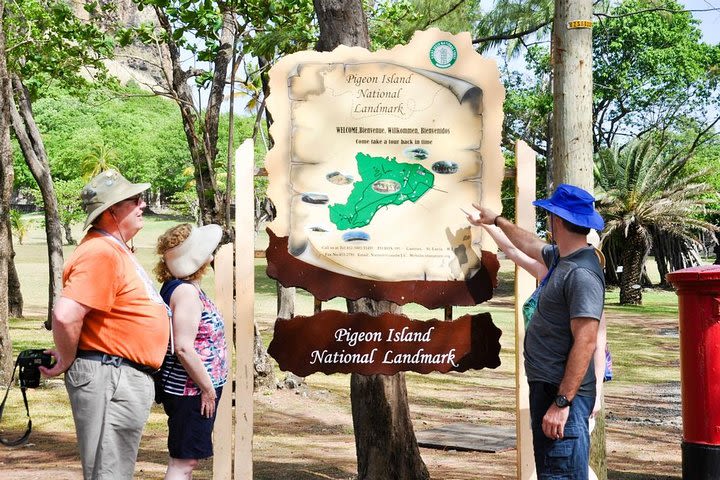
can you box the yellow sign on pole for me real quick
[568,20,593,29]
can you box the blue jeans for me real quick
[529,382,594,480]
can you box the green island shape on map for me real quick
[328,152,435,230]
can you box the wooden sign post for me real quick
[212,140,255,480]
[515,140,538,480]
[212,243,234,479]
[234,139,255,480]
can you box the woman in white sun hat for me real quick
[153,223,228,480]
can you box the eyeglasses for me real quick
[122,194,143,206]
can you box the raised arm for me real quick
[480,224,548,280]
[467,205,546,264]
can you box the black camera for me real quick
[17,349,54,389]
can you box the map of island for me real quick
[329,152,435,230]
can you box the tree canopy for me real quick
[494,0,720,159]
[592,0,720,150]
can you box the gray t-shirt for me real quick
[524,244,605,396]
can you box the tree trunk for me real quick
[153,7,225,230]
[276,284,295,320]
[551,1,605,477]
[313,1,429,478]
[348,299,430,480]
[619,223,648,305]
[253,321,275,389]
[0,7,14,383]
[204,7,235,179]
[8,75,63,329]
[7,225,23,317]
[63,221,75,245]
[313,0,370,53]
[200,6,235,234]
[351,372,430,480]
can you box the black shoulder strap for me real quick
[0,358,33,447]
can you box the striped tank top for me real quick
[158,279,228,396]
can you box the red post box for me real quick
[667,265,720,479]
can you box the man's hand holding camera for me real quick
[38,348,69,378]
[17,349,55,388]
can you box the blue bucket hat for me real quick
[532,183,604,230]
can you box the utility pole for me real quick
[552,0,594,191]
[552,1,606,479]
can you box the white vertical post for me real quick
[515,140,537,480]
[213,243,234,479]
[235,139,255,479]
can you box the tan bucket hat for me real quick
[81,170,150,229]
[164,224,223,278]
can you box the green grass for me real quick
[3,214,686,476]
[605,287,679,316]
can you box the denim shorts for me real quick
[529,381,593,480]
[162,387,223,459]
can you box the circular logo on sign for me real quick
[429,41,457,69]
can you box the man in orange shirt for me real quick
[41,170,170,480]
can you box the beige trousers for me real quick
[65,357,154,480]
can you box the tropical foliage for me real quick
[368,0,482,50]
[9,209,32,245]
[49,178,86,245]
[592,0,720,151]
[12,86,256,206]
[595,139,718,305]
[492,0,720,159]
[478,0,720,292]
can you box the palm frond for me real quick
[595,138,717,247]
[475,0,553,57]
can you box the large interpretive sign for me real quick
[265,29,505,306]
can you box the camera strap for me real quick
[0,358,33,447]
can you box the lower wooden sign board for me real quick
[267,310,501,376]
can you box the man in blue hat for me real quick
[468,183,605,480]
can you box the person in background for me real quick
[468,183,605,480]
[154,223,228,480]
[41,169,170,480]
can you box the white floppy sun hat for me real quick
[164,224,223,278]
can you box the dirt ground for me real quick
[1,293,684,479]
[0,380,683,480]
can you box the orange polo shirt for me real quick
[61,230,170,369]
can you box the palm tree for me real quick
[474,0,554,59]
[595,139,718,305]
[80,143,119,180]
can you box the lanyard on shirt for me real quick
[92,228,174,354]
